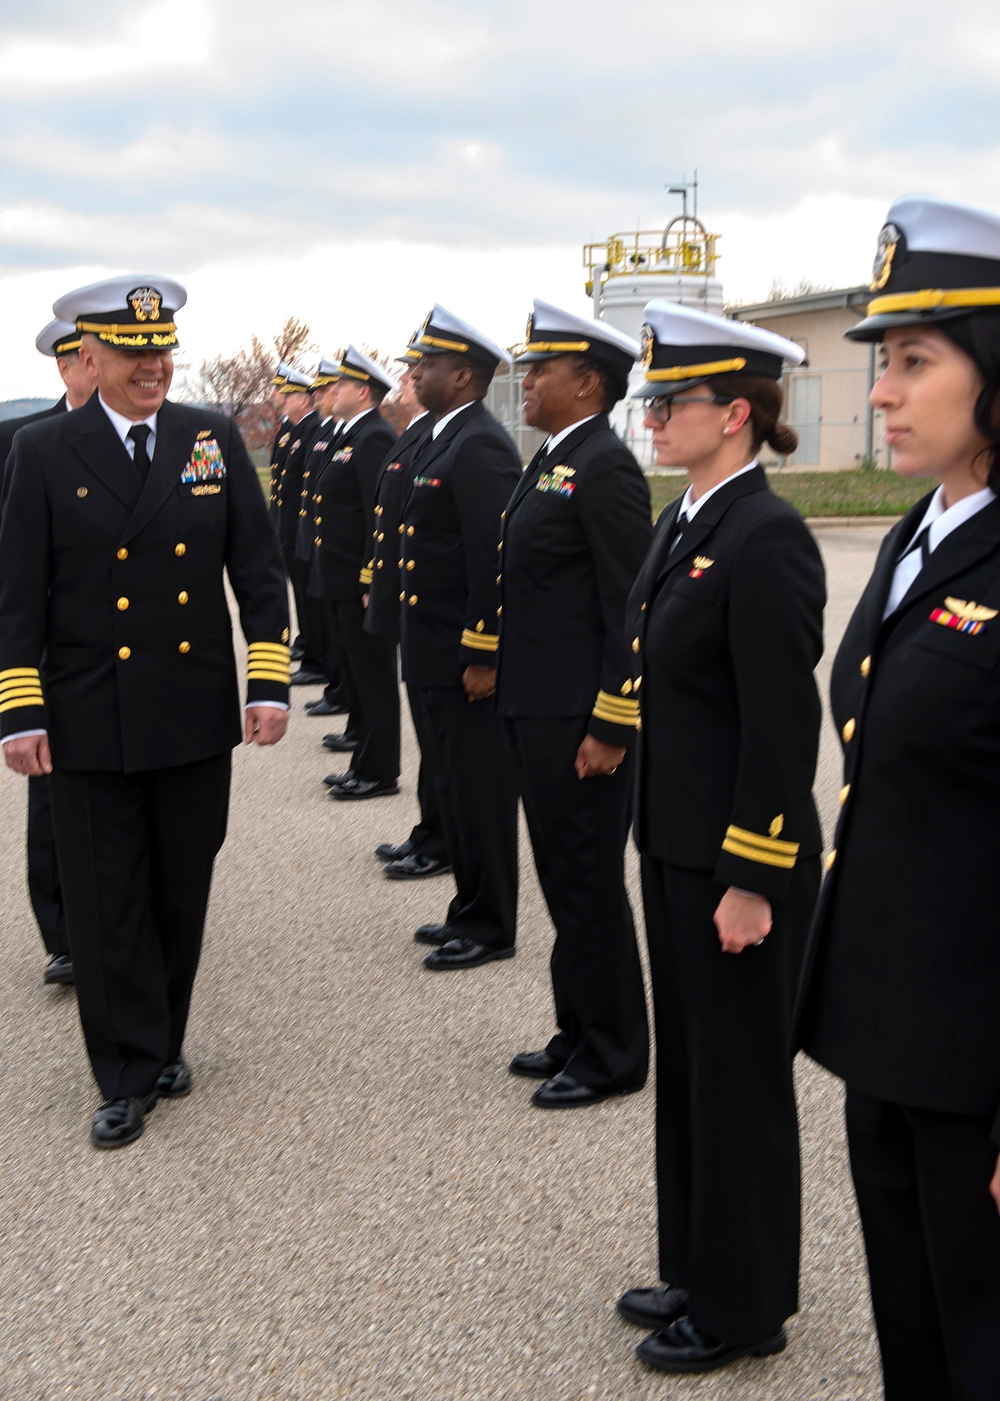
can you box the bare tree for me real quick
[184,318,320,448]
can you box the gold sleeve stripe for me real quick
[724,824,800,857]
[461,628,499,652]
[0,693,45,714]
[248,644,291,661]
[592,694,640,726]
[247,666,291,684]
[721,836,797,870]
[0,667,41,682]
[359,567,373,585]
[0,680,44,697]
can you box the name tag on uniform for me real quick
[181,437,226,484]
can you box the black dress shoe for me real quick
[413,923,452,946]
[289,669,326,686]
[530,1071,640,1109]
[90,1093,157,1149]
[156,1058,192,1098]
[423,937,515,970]
[325,769,355,790]
[329,775,399,800]
[304,696,347,716]
[290,644,305,661]
[635,1315,787,1374]
[617,1284,690,1329]
[508,1048,565,1080]
[44,952,75,985]
[384,853,453,880]
[321,731,358,752]
[375,839,414,861]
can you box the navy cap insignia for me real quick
[640,323,655,369]
[870,224,901,292]
[128,286,162,323]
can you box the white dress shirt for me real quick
[883,483,996,619]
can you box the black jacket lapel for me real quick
[893,496,1000,617]
[121,399,193,543]
[653,465,768,588]
[68,396,142,513]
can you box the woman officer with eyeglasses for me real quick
[616,300,826,1376]
[798,196,1000,1401]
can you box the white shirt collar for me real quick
[910,482,996,552]
[544,414,600,456]
[680,460,758,521]
[98,393,158,449]
[432,401,477,439]
[408,410,431,430]
[342,407,375,434]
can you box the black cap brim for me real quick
[633,375,712,399]
[846,305,983,342]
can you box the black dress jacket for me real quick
[627,466,825,901]
[309,409,395,601]
[267,416,292,509]
[362,412,433,641]
[272,410,320,551]
[496,414,651,747]
[399,400,521,689]
[0,395,289,772]
[798,493,1000,1141]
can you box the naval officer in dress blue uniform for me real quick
[404,307,522,969]
[310,345,398,799]
[0,317,98,987]
[797,196,1000,1401]
[0,276,290,1149]
[497,301,650,1108]
[362,343,450,879]
[618,301,825,1375]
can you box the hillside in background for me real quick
[0,399,57,421]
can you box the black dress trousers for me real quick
[640,853,819,1347]
[26,774,68,956]
[334,596,400,782]
[845,1090,1000,1401]
[404,681,448,862]
[504,716,647,1091]
[49,754,231,1100]
[411,685,517,949]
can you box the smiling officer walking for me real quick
[0,276,290,1149]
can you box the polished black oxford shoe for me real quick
[423,937,515,970]
[530,1071,640,1109]
[290,644,305,661]
[90,1093,158,1149]
[156,1058,192,1098]
[375,838,414,861]
[616,1284,689,1329]
[44,952,75,986]
[508,1048,565,1080]
[384,853,452,880]
[321,731,358,752]
[330,775,399,800]
[289,669,326,686]
[304,696,347,716]
[635,1315,787,1374]
[413,922,452,946]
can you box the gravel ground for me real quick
[0,523,890,1401]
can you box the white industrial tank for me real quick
[583,215,724,466]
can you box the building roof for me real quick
[727,286,870,321]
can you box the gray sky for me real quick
[2,0,999,395]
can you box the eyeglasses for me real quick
[644,395,732,424]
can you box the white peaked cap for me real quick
[415,305,513,368]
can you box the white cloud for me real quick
[0,0,213,91]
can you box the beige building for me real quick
[733,287,880,470]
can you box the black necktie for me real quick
[668,510,689,555]
[128,424,151,478]
[899,523,931,569]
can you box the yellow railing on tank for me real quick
[584,219,720,295]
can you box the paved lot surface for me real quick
[0,523,891,1400]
